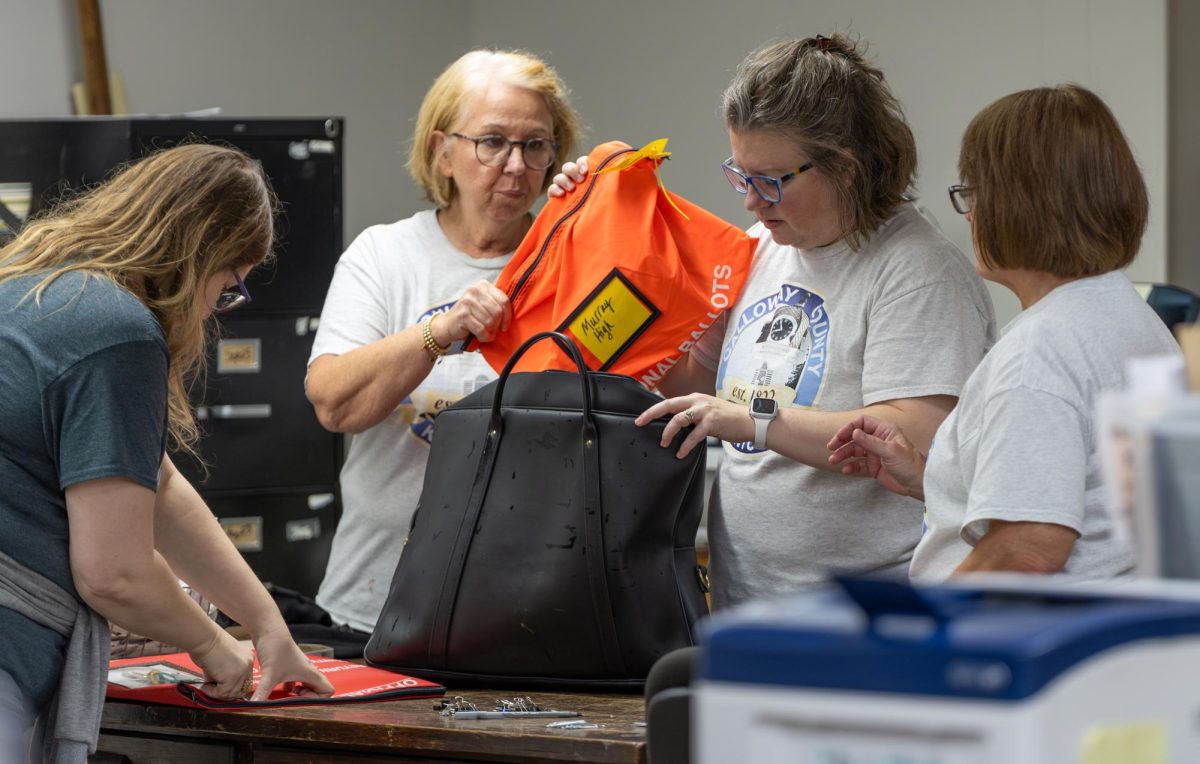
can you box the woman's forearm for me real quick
[767,395,954,473]
[306,324,438,434]
[78,550,225,654]
[152,457,287,636]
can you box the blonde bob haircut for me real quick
[722,34,918,251]
[408,49,580,209]
[0,143,277,456]
[959,84,1147,277]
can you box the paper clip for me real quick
[452,710,580,720]
[436,696,479,717]
[495,695,541,712]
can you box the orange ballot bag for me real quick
[478,140,757,388]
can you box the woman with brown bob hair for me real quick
[554,34,994,607]
[305,49,580,635]
[0,144,332,762]
[829,84,1181,580]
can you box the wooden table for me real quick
[96,688,647,763]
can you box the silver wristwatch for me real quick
[749,396,778,450]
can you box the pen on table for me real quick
[451,710,581,720]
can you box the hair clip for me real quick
[813,34,834,51]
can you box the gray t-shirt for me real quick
[692,204,995,607]
[0,271,167,708]
[308,210,512,632]
[910,271,1181,582]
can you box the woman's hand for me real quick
[546,155,589,198]
[436,280,512,344]
[189,628,255,700]
[827,415,927,500]
[247,625,335,702]
[635,393,753,459]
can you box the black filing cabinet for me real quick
[0,117,345,597]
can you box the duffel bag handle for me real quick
[491,331,594,426]
[484,330,626,677]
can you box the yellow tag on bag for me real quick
[596,138,690,220]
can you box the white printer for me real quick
[696,577,1200,763]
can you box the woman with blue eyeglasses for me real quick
[552,34,995,608]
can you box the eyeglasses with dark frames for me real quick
[213,272,251,314]
[721,158,815,205]
[948,184,975,215]
[450,132,561,171]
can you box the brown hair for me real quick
[722,34,917,250]
[959,84,1147,276]
[409,48,581,208]
[0,143,277,456]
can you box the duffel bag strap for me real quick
[427,411,504,670]
[440,331,626,677]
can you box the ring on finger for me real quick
[682,409,695,425]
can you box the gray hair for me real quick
[722,35,917,250]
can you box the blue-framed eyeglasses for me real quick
[721,157,815,204]
[213,272,251,314]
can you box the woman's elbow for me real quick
[311,399,351,433]
[311,398,377,434]
[71,560,144,611]
[306,371,365,434]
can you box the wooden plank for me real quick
[76,0,112,115]
[254,746,490,763]
[101,689,646,764]
[96,731,236,763]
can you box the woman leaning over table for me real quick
[828,84,1181,581]
[0,144,332,763]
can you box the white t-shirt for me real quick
[307,209,511,632]
[691,203,996,607]
[910,271,1182,582]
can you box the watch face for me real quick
[750,397,777,417]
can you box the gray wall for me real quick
[1,0,472,241]
[2,0,1171,326]
[473,0,1168,325]
[1,1,83,116]
[1169,0,1200,294]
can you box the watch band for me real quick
[753,416,769,450]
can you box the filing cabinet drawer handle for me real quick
[202,404,274,420]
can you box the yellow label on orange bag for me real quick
[561,270,658,367]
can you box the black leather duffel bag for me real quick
[365,332,709,689]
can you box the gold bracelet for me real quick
[422,314,448,359]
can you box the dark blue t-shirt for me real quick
[0,270,168,709]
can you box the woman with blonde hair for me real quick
[0,143,332,762]
[306,49,580,636]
